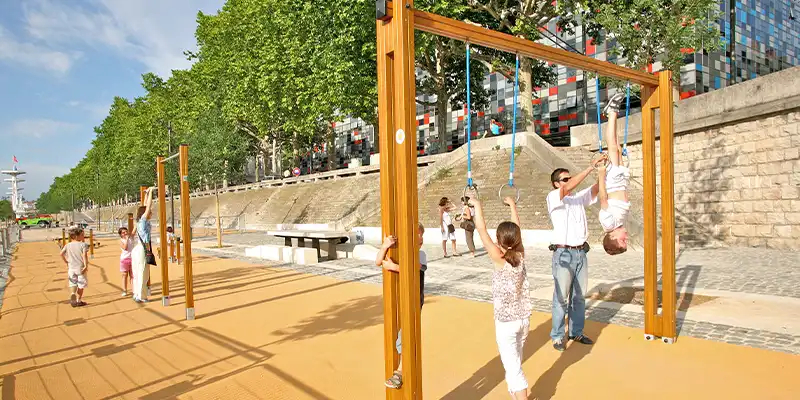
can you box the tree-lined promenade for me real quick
[37,0,719,213]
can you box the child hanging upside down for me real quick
[598,92,631,255]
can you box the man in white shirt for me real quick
[546,161,601,351]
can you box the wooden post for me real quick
[127,213,133,238]
[377,13,401,400]
[61,228,66,248]
[176,237,182,264]
[378,1,422,398]
[139,186,147,205]
[641,83,660,340]
[157,156,170,306]
[658,71,677,343]
[89,229,94,258]
[169,236,175,263]
[215,184,222,248]
[179,144,195,320]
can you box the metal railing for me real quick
[1,224,21,260]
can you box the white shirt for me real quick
[547,187,597,246]
[599,199,630,232]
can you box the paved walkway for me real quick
[2,239,798,399]
[195,232,800,355]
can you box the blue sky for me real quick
[0,0,224,200]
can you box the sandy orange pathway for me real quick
[1,240,798,399]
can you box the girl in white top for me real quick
[471,196,532,399]
[438,197,460,257]
[118,227,133,297]
[597,92,631,255]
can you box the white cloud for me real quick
[22,0,225,78]
[4,119,81,138]
[66,101,109,121]
[0,25,77,74]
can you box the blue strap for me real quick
[466,43,473,188]
[509,54,519,187]
[595,78,602,152]
[622,83,631,157]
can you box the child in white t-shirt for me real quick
[598,92,631,255]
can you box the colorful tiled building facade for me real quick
[320,0,799,170]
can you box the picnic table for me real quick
[267,230,349,261]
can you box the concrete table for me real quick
[267,230,349,260]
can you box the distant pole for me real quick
[157,155,170,306]
[215,183,222,248]
[179,144,195,320]
[89,229,94,258]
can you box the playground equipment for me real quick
[376,2,676,398]
[156,144,195,320]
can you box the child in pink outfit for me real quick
[118,227,133,296]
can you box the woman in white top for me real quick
[460,196,476,257]
[438,197,460,257]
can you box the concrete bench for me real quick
[267,230,349,261]
[245,245,291,262]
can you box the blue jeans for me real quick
[396,271,425,355]
[550,248,588,341]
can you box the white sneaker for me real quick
[121,291,127,297]
[603,92,625,116]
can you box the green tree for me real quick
[0,200,13,221]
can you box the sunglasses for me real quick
[557,177,571,183]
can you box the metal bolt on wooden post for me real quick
[179,144,195,320]
[157,155,170,306]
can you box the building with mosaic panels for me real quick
[319,0,799,171]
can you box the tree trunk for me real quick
[436,96,449,154]
[271,138,278,174]
[326,123,335,170]
[520,57,533,133]
[254,153,260,183]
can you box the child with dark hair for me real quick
[438,197,459,257]
[118,227,133,297]
[377,223,427,390]
[470,196,531,399]
[60,226,89,307]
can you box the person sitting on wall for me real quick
[484,118,505,138]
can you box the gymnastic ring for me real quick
[463,184,479,203]
[498,184,521,205]
[621,148,631,168]
[590,152,610,169]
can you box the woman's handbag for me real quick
[138,231,157,266]
[447,224,456,234]
[460,219,475,231]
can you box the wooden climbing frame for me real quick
[376,2,676,399]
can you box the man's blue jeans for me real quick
[550,248,588,341]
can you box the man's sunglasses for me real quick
[557,177,571,183]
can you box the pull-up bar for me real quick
[161,153,180,163]
[383,2,660,86]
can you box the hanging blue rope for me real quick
[622,83,631,157]
[508,54,519,187]
[595,77,602,152]
[466,42,473,188]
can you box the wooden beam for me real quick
[179,144,195,320]
[641,84,659,339]
[156,156,170,306]
[405,7,660,86]
[377,16,402,400]
[658,71,677,342]
[391,1,423,398]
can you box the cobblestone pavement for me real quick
[207,232,800,298]
[194,236,800,355]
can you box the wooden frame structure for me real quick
[156,144,196,320]
[376,2,676,398]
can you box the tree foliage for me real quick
[37,0,720,213]
[0,200,13,221]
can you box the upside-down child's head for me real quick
[603,226,628,255]
[496,221,524,267]
[418,223,425,247]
